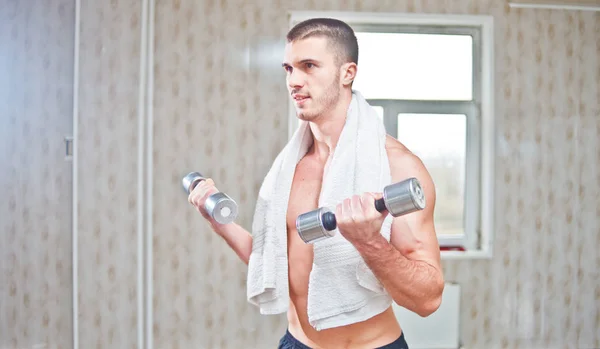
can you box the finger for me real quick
[358,194,371,215]
[335,202,344,226]
[188,179,206,203]
[369,192,389,215]
[203,178,215,188]
[191,192,202,209]
[193,178,212,195]
[362,192,381,201]
[372,192,384,205]
[350,195,363,222]
[343,198,352,220]
[193,179,217,200]
[189,189,202,206]
[337,198,351,226]
[193,188,215,214]
[201,185,219,200]
[360,193,378,215]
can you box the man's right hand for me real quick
[187,177,220,221]
[186,177,253,264]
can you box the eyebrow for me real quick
[282,58,320,67]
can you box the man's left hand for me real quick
[335,193,389,245]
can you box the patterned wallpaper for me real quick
[76,0,144,348]
[1,0,598,349]
[0,0,75,348]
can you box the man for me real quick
[188,18,444,349]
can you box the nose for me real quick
[287,69,304,90]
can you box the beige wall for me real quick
[76,1,144,348]
[1,0,75,348]
[1,0,598,349]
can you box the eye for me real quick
[306,62,314,69]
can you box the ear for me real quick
[340,62,357,86]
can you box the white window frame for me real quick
[287,11,495,259]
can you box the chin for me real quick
[298,106,325,119]
[296,110,316,121]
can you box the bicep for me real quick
[388,152,441,266]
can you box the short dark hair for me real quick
[286,18,359,66]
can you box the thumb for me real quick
[368,192,388,215]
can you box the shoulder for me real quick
[384,135,436,207]
[384,135,428,180]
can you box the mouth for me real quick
[293,95,310,104]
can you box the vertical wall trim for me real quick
[71,0,81,347]
[72,1,154,348]
[137,0,150,347]
[145,0,155,348]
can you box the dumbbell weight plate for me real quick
[383,177,426,216]
[296,207,336,243]
[205,192,239,224]
[182,172,205,195]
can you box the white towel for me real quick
[247,90,394,330]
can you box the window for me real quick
[353,31,474,101]
[396,113,467,237]
[288,12,495,258]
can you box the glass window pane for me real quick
[397,113,466,235]
[353,32,473,101]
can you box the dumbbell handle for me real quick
[321,197,387,231]
[188,177,205,192]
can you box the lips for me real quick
[293,94,309,101]
[293,94,310,107]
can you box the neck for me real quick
[308,91,352,161]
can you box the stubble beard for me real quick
[296,74,340,122]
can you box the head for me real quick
[282,18,359,122]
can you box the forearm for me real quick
[210,222,252,265]
[353,234,444,316]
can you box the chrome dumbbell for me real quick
[295,177,426,243]
[182,172,239,225]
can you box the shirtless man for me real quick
[188,18,444,349]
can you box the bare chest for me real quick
[286,157,324,249]
[285,155,326,296]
